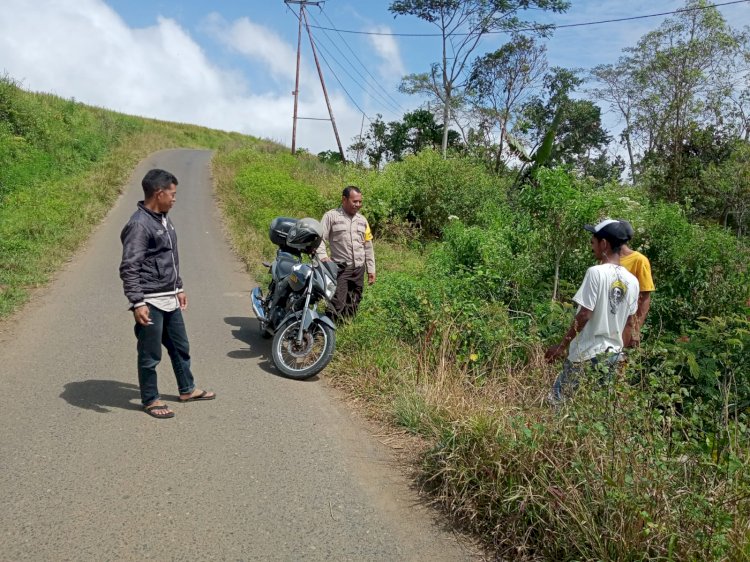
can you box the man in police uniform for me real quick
[315,186,376,318]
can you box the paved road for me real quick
[0,150,476,561]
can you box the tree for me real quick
[389,0,569,158]
[361,114,388,170]
[348,110,459,167]
[701,141,750,234]
[591,0,748,195]
[467,34,547,172]
[515,68,614,180]
[590,60,639,181]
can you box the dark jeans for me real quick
[550,351,622,404]
[134,304,195,406]
[329,265,365,319]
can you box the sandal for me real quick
[144,402,175,419]
[179,389,216,403]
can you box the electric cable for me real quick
[305,0,750,37]
[308,32,373,123]
[309,15,403,114]
[315,9,406,113]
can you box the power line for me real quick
[308,32,373,124]
[308,12,403,114]
[305,0,750,37]
[312,35,402,115]
[315,9,406,113]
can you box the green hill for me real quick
[0,75,251,317]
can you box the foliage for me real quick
[591,0,749,198]
[700,140,750,234]
[466,34,548,173]
[390,0,570,157]
[366,148,505,238]
[423,372,749,560]
[349,110,460,168]
[516,68,615,181]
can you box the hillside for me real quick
[0,76,251,318]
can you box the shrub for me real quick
[368,149,506,237]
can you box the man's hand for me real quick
[368,272,376,285]
[133,305,151,326]
[177,292,188,310]
[545,344,566,363]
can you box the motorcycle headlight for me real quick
[324,275,336,300]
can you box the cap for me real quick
[618,219,635,239]
[584,219,630,241]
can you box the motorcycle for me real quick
[250,217,339,380]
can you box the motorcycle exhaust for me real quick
[251,287,266,321]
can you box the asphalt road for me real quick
[0,150,476,561]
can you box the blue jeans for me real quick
[550,351,622,404]
[134,305,195,406]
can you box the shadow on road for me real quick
[223,316,320,382]
[224,316,276,374]
[59,379,148,413]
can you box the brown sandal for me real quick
[179,390,216,403]
[144,403,175,419]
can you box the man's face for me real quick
[590,235,605,261]
[156,184,177,213]
[342,191,363,216]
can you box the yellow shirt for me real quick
[619,250,655,292]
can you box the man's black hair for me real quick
[594,233,625,254]
[142,169,178,199]
[342,185,362,199]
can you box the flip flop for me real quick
[144,403,175,419]
[179,390,216,403]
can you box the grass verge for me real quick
[212,143,749,560]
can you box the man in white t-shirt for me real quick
[545,219,640,403]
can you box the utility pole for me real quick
[290,0,303,155]
[285,0,345,162]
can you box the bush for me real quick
[367,149,506,237]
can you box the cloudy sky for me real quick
[1,0,748,154]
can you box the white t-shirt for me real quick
[567,263,639,363]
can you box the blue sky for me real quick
[1,1,748,153]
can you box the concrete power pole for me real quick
[286,0,345,162]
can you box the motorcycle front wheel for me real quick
[271,319,335,380]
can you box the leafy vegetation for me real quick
[213,137,749,558]
[5,1,750,554]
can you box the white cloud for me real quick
[202,13,303,85]
[0,0,363,153]
[366,25,407,83]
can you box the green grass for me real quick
[212,140,750,560]
[17,68,742,560]
[0,76,251,318]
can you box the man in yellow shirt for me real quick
[618,220,655,347]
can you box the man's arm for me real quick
[364,221,376,284]
[622,313,638,348]
[545,307,593,362]
[119,222,151,325]
[119,222,148,307]
[315,212,332,261]
[624,291,650,347]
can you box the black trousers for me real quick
[330,265,365,319]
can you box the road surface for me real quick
[0,149,477,561]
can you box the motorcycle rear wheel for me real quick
[271,319,335,380]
